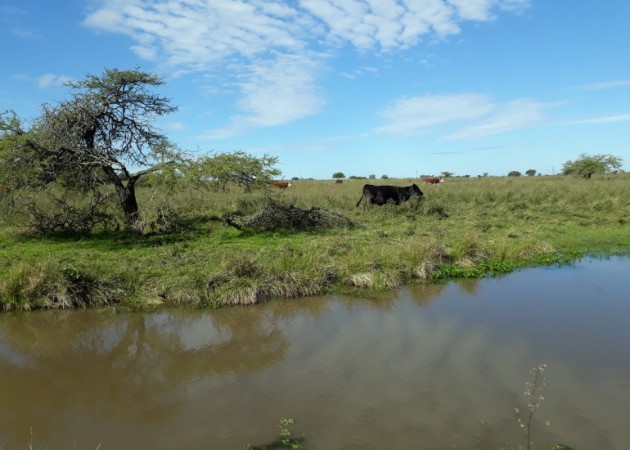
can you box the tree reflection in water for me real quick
[0,306,298,444]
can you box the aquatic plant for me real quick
[245,418,303,449]
[515,364,547,450]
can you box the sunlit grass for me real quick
[1,174,629,309]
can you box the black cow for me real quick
[356,184,424,207]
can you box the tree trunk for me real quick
[102,163,172,229]
[102,166,140,228]
[116,182,140,227]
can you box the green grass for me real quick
[1,174,629,310]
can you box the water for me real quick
[0,257,629,449]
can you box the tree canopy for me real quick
[562,153,623,179]
[0,110,37,191]
[188,151,280,191]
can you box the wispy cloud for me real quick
[338,66,379,80]
[580,80,630,91]
[83,0,307,66]
[1,4,41,39]
[566,114,630,125]
[10,27,41,39]
[201,53,326,138]
[37,73,72,89]
[449,0,497,21]
[376,94,553,139]
[163,121,186,131]
[445,99,551,140]
[83,0,531,135]
[375,93,494,135]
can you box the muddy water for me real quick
[1,257,629,450]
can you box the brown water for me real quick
[1,257,629,450]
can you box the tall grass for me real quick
[1,174,628,310]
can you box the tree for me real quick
[0,111,52,226]
[188,151,280,192]
[332,172,345,179]
[441,171,454,178]
[1,69,282,234]
[562,153,623,179]
[508,171,522,177]
[0,110,35,191]
[526,169,536,176]
[26,68,180,228]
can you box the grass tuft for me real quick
[0,261,121,310]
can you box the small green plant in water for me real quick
[278,418,301,448]
[245,418,303,450]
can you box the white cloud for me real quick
[376,94,552,139]
[163,121,186,130]
[83,0,531,135]
[566,114,630,125]
[448,0,496,21]
[37,73,72,89]
[299,0,465,49]
[202,53,326,138]
[84,0,307,65]
[83,8,127,33]
[445,99,551,140]
[338,65,379,80]
[83,0,532,64]
[375,93,494,135]
[496,0,532,13]
[580,80,630,91]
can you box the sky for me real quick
[1,0,629,179]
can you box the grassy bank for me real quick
[1,174,629,310]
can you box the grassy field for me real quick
[1,174,629,310]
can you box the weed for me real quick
[245,418,303,450]
[514,364,547,450]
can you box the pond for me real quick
[1,257,629,449]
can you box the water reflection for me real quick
[0,307,296,447]
[0,257,628,450]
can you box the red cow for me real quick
[335,179,344,184]
[272,181,291,189]
[423,177,444,185]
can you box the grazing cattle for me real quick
[356,184,424,207]
[335,179,344,184]
[424,177,444,185]
[271,181,291,189]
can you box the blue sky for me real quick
[1,0,629,179]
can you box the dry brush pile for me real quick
[222,200,360,232]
